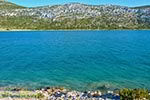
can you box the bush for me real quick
[119,88,150,100]
[1,92,12,98]
[35,92,45,99]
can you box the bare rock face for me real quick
[0,2,150,20]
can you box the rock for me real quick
[54,92,63,97]
[107,91,113,94]
[96,84,110,90]
[40,87,52,91]
[91,91,102,98]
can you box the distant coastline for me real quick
[0,29,150,32]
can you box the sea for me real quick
[0,30,150,91]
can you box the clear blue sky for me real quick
[7,0,150,7]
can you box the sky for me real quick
[7,0,150,7]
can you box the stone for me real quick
[107,91,113,94]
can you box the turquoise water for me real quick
[0,30,150,91]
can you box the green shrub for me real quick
[119,88,150,100]
[35,92,45,99]
[1,92,12,98]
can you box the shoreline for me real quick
[0,86,149,100]
[0,87,119,100]
[0,29,150,32]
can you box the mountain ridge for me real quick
[131,5,150,9]
[0,1,150,10]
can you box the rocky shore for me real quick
[0,87,119,100]
[0,87,150,100]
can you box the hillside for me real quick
[0,0,25,9]
[131,5,150,9]
[0,1,150,30]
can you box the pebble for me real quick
[107,91,113,94]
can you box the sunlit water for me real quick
[0,30,150,91]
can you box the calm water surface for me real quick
[0,30,150,90]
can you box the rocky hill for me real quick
[0,0,25,9]
[0,1,150,30]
